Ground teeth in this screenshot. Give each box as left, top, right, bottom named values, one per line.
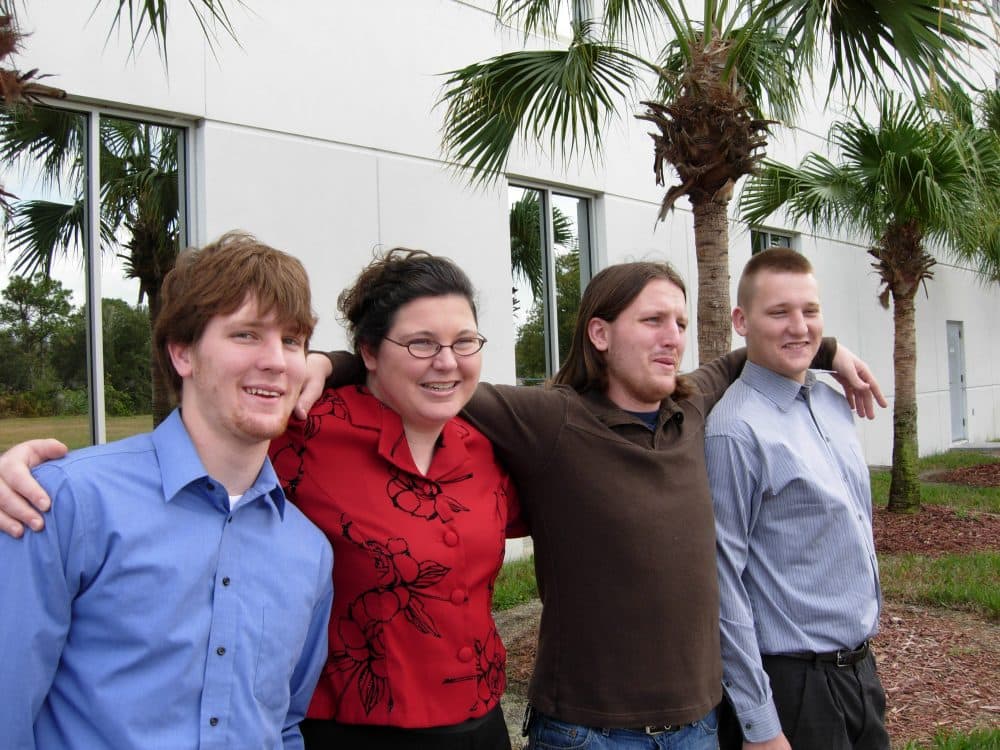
left=246, top=387, right=280, bottom=397
left=422, top=382, right=455, bottom=392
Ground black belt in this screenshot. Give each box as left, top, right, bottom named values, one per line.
left=629, top=724, right=684, bottom=735
left=776, top=640, right=871, bottom=668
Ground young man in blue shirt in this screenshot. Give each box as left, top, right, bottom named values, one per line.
left=706, top=248, right=888, bottom=750
left=0, top=232, right=334, bottom=749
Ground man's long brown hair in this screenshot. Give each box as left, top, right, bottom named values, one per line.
left=553, top=261, right=692, bottom=400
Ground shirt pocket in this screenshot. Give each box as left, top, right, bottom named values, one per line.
left=253, top=605, right=307, bottom=711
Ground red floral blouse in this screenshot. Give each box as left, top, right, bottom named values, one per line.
left=269, top=384, right=523, bottom=728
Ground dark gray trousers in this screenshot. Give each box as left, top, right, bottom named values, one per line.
left=719, top=650, right=890, bottom=750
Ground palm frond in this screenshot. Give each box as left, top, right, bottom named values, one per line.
left=439, top=25, right=643, bottom=183
left=4, top=198, right=85, bottom=275
left=0, top=106, right=85, bottom=190
left=95, top=0, right=243, bottom=61
left=760, top=0, right=988, bottom=100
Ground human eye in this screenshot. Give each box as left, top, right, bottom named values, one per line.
left=232, top=330, right=256, bottom=341
left=677, top=319, right=688, bottom=331
left=283, top=334, right=304, bottom=348
left=407, top=338, right=440, bottom=356
left=452, top=336, right=483, bottom=355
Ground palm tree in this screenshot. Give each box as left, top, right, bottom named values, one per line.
left=739, top=93, right=1000, bottom=512
left=439, top=0, right=988, bottom=364
left=1, top=105, right=182, bottom=425
left=509, top=190, right=573, bottom=305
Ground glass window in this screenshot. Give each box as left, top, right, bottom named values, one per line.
left=0, top=104, right=187, bottom=451
left=509, top=185, right=592, bottom=384
left=751, top=229, right=793, bottom=255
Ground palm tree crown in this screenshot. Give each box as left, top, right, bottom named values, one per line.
left=439, top=0, right=989, bottom=363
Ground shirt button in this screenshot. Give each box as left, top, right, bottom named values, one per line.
left=222, top=577, right=231, bottom=586
left=450, top=589, right=467, bottom=605
left=745, top=722, right=753, bottom=730
left=227, top=516, right=234, bottom=524
left=457, top=646, right=474, bottom=662
left=216, top=646, right=226, bottom=656
left=206, top=481, right=214, bottom=491
left=443, top=529, right=459, bottom=547
left=209, top=717, right=219, bottom=727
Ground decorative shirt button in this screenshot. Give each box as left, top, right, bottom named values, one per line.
left=443, top=529, right=460, bottom=547
left=450, top=589, right=467, bottom=605
left=457, top=646, right=474, bottom=662
left=222, top=577, right=231, bottom=586
left=209, top=717, right=219, bottom=727
left=216, top=646, right=226, bottom=656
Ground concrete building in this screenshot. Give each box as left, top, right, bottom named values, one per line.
left=3, top=0, right=998, bottom=480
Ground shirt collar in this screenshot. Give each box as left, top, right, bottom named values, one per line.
left=151, top=409, right=287, bottom=517
left=740, top=360, right=818, bottom=412
left=579, top=387, right=684, bottom=429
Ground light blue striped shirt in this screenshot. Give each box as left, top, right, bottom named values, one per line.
left=705, top=362, right=881, bottom=743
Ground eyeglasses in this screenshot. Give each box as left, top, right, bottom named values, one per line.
left=383, top=335, right=487, bottom=359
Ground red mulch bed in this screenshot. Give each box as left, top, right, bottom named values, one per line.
left=502, top=458, right=1000, bottom=748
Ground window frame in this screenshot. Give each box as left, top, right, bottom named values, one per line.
left=3, top=98, right=195, bottom=444
left=750, top=228, right=795, bottom=255
left=508, top=180, right=595, bottom=381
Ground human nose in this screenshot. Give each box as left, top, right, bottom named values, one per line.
left=258, top=334, right=288, bottom=371
left=787, top=311, right=808, bottom=335
left=660, top=320, right=683, bottom=347
left=430, top=344, right=459, bottom=368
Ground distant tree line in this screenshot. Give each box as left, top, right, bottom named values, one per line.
left=0, top=273, right=151, bottom=418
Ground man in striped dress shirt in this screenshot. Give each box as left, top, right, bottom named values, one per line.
left=706, top=248, right=888, bottom=750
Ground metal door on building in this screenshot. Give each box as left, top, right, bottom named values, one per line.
left=946, top=321, right=968, bottom=442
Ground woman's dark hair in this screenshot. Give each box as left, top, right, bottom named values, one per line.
left=338, top=248, right=478, bottom=356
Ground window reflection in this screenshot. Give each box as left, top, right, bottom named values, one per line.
left=508, top=185, right=590, bottom=384
left=0, top=106, right=185, bottom=450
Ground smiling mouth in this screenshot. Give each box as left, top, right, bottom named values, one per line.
left=245, top=387, right=281, bottom=398
left=421, top=381, right=458, bottom=392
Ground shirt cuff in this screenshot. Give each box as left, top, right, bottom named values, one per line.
left=736, top=699, right=783, bottom=744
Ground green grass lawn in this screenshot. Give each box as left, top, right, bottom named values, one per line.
left=903, top=728, right=1000, bottom=749
left=870, top=451, right=1000, bottom=514
left=879, top=552, right=1000, bottom=621
left=0, top=415, right=153, bottom=452
left=494, top=555, right=538, bottom=611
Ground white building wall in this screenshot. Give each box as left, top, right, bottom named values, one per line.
left=11, top=0, right=1000, bottom=475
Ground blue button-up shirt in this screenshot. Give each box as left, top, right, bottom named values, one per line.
left=705, top=363, right=881, bottom=743
left=0, top=410, right=333, bottom=750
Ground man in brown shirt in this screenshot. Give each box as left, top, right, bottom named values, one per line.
left=0, top=259, right=883, bottom=750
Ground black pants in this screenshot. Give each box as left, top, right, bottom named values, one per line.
left=719, top=651, right=890, bottom=750
left=300, top=705, right=512, bottom=750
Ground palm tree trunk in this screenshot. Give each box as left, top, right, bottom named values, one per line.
left=147, top=288, right=173, bottom=427
left=690, top=198, right=732, bottom=364
left=887, top=289, right=921, bottom=512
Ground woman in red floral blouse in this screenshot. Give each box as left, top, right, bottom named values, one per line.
left=269, top=249, right=525, bottom=749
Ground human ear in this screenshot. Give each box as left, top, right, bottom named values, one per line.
left=732, top=307, right=749, bottom=338
left=587, top=318, right=610, bottom=352
left=167, top=340, right=193, bottom=378
left=359, top=341, right=378, bottom=372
